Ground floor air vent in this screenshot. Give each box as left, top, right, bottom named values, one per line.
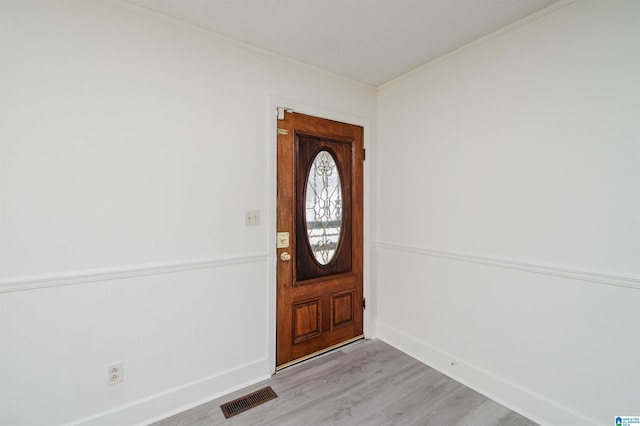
left=220, top=386, right=278, bottom=419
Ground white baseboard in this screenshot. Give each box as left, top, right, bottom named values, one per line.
left=377, top=322, right=597, bottom=426
left=68, top=358, right=270, bottom=426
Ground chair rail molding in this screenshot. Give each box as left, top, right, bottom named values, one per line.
left=374, top=242, right=640, bottom=291
left=0, top=253, right=269, bottom=293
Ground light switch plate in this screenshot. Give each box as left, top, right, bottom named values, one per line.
left=245, top=210, right=260, bottom=226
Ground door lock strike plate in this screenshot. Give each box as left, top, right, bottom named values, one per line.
left=277, top=232, right=290, bottom=248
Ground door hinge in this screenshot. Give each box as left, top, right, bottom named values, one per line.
left=363, top=148, right=366, bottom=161
left=277, top=128, right=289, bottom=135
left=362, top=297, right=366, bottom=310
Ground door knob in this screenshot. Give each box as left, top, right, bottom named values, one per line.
left=280, top=252, right=291, bottom=262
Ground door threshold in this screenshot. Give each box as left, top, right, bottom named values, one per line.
left=276, top=335, right=364, bottom=371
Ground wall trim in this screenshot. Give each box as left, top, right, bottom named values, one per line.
left=377, top=322, right=597, bottom=426
left=374, top=242, right=640, bottom=291
left=0, top=253, right=268, bottom=294
left=122, top=1, right=375, bottom=90
left=67, top=358, right=270, bottom=426
left=378, top=0, right=577, bottom=89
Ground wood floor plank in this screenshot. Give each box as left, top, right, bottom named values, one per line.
left=410, top=386, right=488, bottom=426
left=151, top=339, right=539, bottom=426
left=453, top=398, right=515, bottom=426
left=380, top=375, right=464, bottom=424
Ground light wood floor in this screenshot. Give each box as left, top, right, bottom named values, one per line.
left=151, top=339, right=538, bottom=426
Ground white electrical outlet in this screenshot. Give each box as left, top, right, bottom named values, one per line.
left=107, top=362, right=123, bottom=386
left=245, top=209, right=260, bottom=226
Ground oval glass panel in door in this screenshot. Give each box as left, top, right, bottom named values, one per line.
left=305, top=150, right=343, bottom=265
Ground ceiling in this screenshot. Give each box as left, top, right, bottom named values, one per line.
left=126, top=0, right=560, bottom=86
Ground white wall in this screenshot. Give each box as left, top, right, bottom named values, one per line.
left=5, top=0, right=637, bottom=425
left=0, top=1, right=376, bottom=425
left=376, top=1, right=640, bottom=425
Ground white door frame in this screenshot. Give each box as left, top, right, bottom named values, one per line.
left=267, top=96, right=372, bottom=372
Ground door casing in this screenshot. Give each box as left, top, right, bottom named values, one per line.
left=267, top=97, right=371, bottom=372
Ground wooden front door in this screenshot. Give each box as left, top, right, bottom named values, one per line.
left=276, top=110, right=364, bottom=369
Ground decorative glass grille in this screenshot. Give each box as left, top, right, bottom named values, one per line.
left=305, top=150, right=342, bottom=265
